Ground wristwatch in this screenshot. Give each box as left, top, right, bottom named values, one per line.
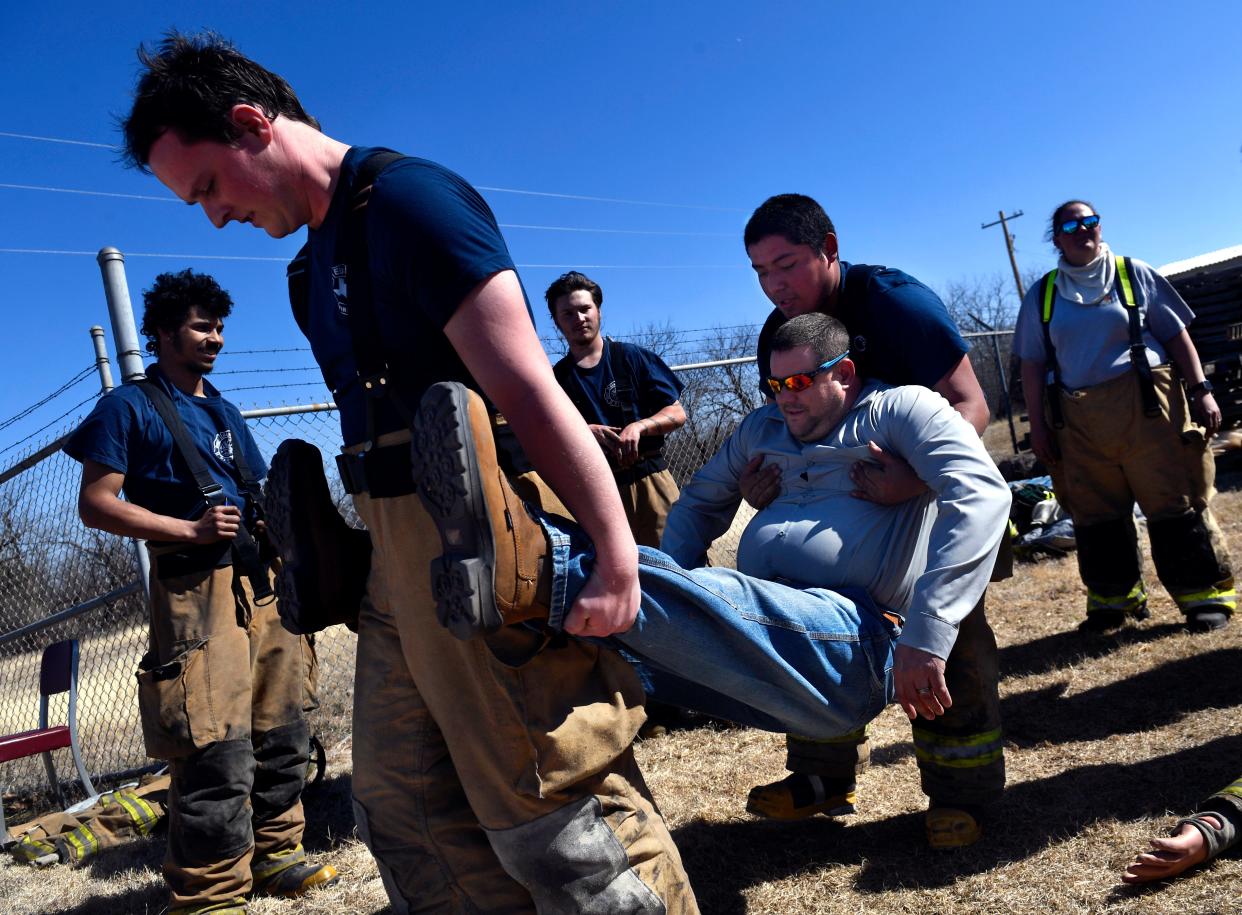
left=1187, top=379, right=1214, bottom=398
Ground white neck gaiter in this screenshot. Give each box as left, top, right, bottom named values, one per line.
left=1054, top=241, right=1115, bottom=305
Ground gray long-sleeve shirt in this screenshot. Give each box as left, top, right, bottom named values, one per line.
left=661, top=382, right=1010, bottom=660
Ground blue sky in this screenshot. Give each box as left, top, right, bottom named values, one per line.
left=2, top=0, right=1240, bottom=456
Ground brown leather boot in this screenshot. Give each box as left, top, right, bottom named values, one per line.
left=411, top=382, right=552, bottom=640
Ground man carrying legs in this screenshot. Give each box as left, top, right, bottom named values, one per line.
left=123, top=31, right=696, bottom=914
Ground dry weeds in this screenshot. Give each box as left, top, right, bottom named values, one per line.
left=4, top=486, right=1240, bottom=914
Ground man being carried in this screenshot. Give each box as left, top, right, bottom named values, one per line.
left=741, top=194, right=1005, bottom=847
left=64, top=270, right=334, bottom=914
left=408, top=314, right=1011, bottom=788
left=123, top=32, right=696, bottom=914
left=546, top=271, right=686, bottom=547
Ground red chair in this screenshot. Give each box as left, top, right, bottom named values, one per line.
left=0, top=640, right=97, bottom=841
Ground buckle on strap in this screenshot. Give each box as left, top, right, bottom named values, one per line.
left=336, top=452, right=370, bottom=496
left=336, top=444, right=417, bottom=499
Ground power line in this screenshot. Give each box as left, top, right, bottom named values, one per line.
left=0, top=182, right=734, bottom=237
left=0, top=183, right=178, bottom=203
left=475, top=186, right=743, bottom=212
left=0, top=249, right=743, bottom=269
left=1, top=129, right=741, bottom=212
left=0, top=131, right=116, bottom=149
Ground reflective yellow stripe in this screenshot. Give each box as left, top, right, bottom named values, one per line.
left=115, top=791, right=159, bottom=836
left=64, top=824, right=99, bottom=862
left=1042, top=270, right=1057, bottom=323
left=1170, top=584, right=1237, bottom=612
left=1086, top=581, right=1147, bottom=613
left=913, top=727, right=1002, bottom=749
left=1216, top=779, right=1242, bottom=801
left=1115, top=255, right=1136, bottom=308
left=912, top=727, right=1004, bottom=768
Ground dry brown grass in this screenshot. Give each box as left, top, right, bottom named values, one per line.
left=4, top=486, right=1240, bottom=914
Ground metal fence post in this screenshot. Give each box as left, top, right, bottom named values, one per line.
left=95, top=247, right=152, bottom=599
left=96, top=248, right=146, bottom=384
left=90, top=325, right=115, bottom=393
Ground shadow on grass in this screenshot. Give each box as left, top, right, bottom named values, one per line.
left=852, top=733, right=1242, bottom=894
left=673, top=734, right=1242, bottom=907
left=999, top=621, right=1188, bottom=679
left=1002, top=647, right=1242, bottom=746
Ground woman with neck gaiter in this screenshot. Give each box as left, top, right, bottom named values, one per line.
left=1013, top=200, right=1233, bottom=634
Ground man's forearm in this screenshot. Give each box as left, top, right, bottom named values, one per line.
left=80, top=493, right=197, bottom=543
left=639, top=402, right=686, bottom=437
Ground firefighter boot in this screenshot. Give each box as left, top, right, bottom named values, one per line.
left=746, top=774, right=857, bottom=820
left=252, top=845, right=339, bottom=898
left=263, top=439, right=371, bottom=633
left=411, top=382, right=553, bottom=640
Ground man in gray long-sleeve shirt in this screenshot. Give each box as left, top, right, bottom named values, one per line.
left=659, top=312, right=1008, bottom=711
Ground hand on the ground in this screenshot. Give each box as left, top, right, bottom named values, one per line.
left=1191, top=392, right=1222, bottom=437
left=563, top=566, right=641, bottom=637
left=618, top=422, right=646, bottom=468
left=1028, top=422, right=1059, bottom=467
left=189, top=505, right=242, bottom=543
left=850, top=442, right=928, bottom=505
left=893, top=645, right=951, bottom=721
left=589, top=424, right=624, bottom=465
left=740, top=456, right=781, bottom=510
left=1122, top=819, right=1212, bottom=884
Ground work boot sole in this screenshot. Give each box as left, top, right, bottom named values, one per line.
left=264, top=440, right=369, bottom=632
left=411, top=382, right=502, bottom=639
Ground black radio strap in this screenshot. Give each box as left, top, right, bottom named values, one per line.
left=134, top=379, right=273, bottom=603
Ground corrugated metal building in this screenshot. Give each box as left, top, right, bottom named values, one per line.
left=1160, top=245, right=1242, bottom=430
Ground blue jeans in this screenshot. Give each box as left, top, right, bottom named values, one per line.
left=540, top=515, right=899, bottom=740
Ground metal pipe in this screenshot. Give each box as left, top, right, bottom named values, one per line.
left=0, top=580, right=143, bottom=648
left=96, top=248, right=146, bottom=384
left=90, top=325, right=114, bottom=393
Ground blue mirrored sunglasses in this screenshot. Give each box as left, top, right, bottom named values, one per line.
left=1057, top=214, right=1101, bottom=236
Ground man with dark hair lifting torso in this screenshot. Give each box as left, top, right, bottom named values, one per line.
left=739, top=194, right=1007, bottom=849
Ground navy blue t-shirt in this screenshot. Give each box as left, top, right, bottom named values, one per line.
left=559, top=340, right=684, bottom=429
left=63, top=366, right=267, bottom=524
left=756, top=261, right=968, bottom=390
left=305, top=147, right=531, bottom=446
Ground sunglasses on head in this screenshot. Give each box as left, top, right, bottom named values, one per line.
left=763, top=351, right=850, bottom=396
left=1057, top=214, right=1100, bottom=236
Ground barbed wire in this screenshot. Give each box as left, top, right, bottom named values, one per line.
left=0, top=391, right=100, bottom=458
left=0, top=366, right=96, bottom=433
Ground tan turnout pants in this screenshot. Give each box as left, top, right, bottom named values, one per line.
left=139, top=561, right=315, bottom=910
left=1048, top=365, right=1233, bottom=617
left=617, top=467, right=680, bottom=549
left=349, top=475, right=698, bottom=914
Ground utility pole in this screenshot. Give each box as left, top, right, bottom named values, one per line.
left=981, top=210, right=1025, bottom=301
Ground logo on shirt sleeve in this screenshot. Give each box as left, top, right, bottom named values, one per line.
left=331, top=264, right=349, bottom=317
